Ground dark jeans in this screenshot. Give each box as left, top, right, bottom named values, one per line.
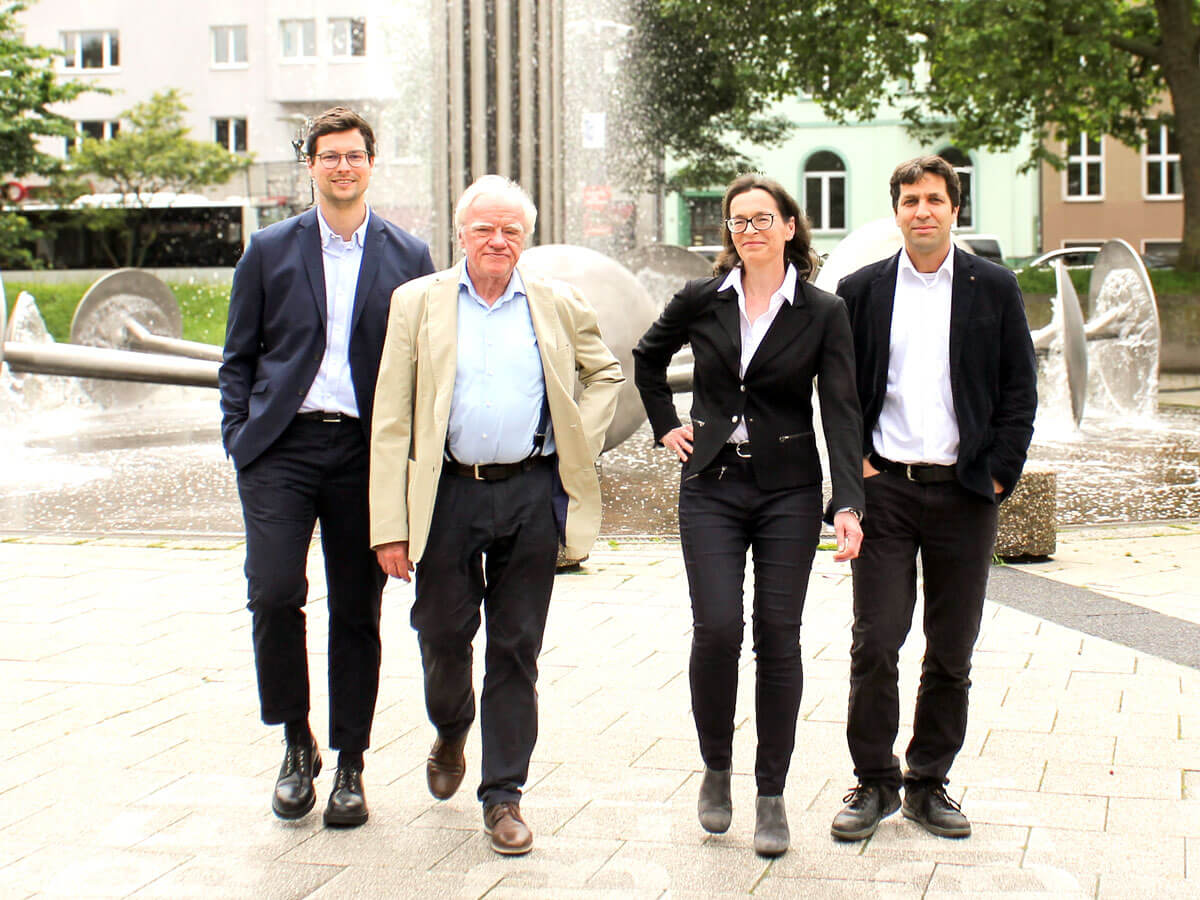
left=679, top=454, right=821, bottom=796
left=412, top=461, right=559, bottom=807
left=236, top=416, right=387, bottom=753
left=848, top=470, right=998, bottom=788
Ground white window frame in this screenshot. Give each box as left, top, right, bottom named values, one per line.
left=328, top=17, right=366, bottom=58
left=802, top=152, right=847, bottom=233
left=280, top=19, right=317, bottom=60
left=60, top=30, right=120, bottom=72
left=213, top=117, right=248, bottom=153
left=211, top=25, right=248, bottom=68
left=1065, top=133, right=1104, bottom=201
left=1143, top=123, right=1182, bottom=201
left=938, top=147, right=974, bottom=230
left=65, top=119, right=119, bottom=155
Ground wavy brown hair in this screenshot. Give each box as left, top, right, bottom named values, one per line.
left=713, top=174, right=818, bottom=281
left=303, top=106, right=376, bottom=159
left=889, top=155, right=962, bottom=211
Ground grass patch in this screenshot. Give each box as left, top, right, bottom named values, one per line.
left=1016, top=266, right=1200, bottom=298
left=4, top=278, right=232, bottom=345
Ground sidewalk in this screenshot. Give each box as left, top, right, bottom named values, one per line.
left=0, top=523, right=1197, bottom=898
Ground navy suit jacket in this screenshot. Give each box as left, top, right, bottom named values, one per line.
left=837, top=247, right=1037, bottom=503
left=219, top=208, right=435, bottom=470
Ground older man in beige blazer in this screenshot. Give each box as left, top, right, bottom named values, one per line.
left=370, top=175, right=623, bottom=855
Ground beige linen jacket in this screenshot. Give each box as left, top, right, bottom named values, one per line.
left=369, top=262, right=624, bottom=562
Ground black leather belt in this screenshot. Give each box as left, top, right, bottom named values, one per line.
left=446, top=454, right=554, bottom=481
left=869, top=451, right=957, bottom=484
left=297, top=410, right=356, bottom=423
left=716, top=442, right=752, bottom=462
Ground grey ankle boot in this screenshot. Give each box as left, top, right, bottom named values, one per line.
left=754, top=795, right=789, bottom=857
left=697, top=767, right=732, bottom=833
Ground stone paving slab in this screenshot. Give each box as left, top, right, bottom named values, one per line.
left=0, top=525, right=1198, bottom=897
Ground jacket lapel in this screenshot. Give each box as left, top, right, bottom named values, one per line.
left=349, top=212, right=384, bottom=335
left=522, top=271, right=570, bottom=404
left=428, top=265, right=461, bottom=402
left=743, top=283, right=813, bottom=378
left=949, top=247, right=975, bottom=373
left=713, top=284, right=743, bottom=379
left=297, top=208, right=327, bottom=327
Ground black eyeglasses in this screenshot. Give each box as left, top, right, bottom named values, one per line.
left=312, top=150, right=370, bottom=169
left=726, top=213, right=775, bottom=233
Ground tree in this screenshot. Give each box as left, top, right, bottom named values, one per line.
left=641, top=0, right=1200, bottom=270
left=0, top=0, right=92, bottom=267
left=68, top=89, right=252, bottom=267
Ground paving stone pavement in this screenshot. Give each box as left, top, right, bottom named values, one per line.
left=1, top=522, right=1198, bottom=898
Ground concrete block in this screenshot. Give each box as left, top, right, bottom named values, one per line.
left=996, top=466, right=1056, bottom=559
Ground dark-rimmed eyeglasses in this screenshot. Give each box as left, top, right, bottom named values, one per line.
left=726, top=213, right=775, bottom=233
left=312, top=150, right=370, bottom=169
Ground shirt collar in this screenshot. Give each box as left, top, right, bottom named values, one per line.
left=898, top=245, right=954, bottom=285
left=316, top=205, right=370, bottom=249
left=459, top=262, right=526, bottom=309
left=718, top=262, right=799, bottom=305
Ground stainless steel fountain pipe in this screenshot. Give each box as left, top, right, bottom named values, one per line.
left=122, top=318, right=224, bottom=362
left=2, top=339, right=219, bottom=387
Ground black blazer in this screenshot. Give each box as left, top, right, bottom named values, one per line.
left=837, top=247, right=1037, bottom=503
left=633, top=272, right=865, bottom=518
left=219, top=208, right=435, bottom=470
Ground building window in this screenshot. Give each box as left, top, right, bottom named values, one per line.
left=939, top=146, right=973, bottom=228
left=65, top=119, right=119, bottom=155
left=1066, top=133, right=1103, bottom=199
left=683, top=193, right=724, bottom=247
left=1145, top=123, right=1181, bottom=199
left=1142, top=240, right=1180, bottom=267
left=213, top=118, right=247, bottom=153
left=803, top=151, right=846, bottom=232
left=61, top=30, right=120, bottom=70
left=212, top=25, right=247, bottom=66
left=329, top=17, right=366, bottom=57
left=280, top=19, right=316, bottom=59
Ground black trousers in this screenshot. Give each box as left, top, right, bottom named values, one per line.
left=412, top=461, right=558, bottom=807
left=236, top=416, right=387, bottom=753
left=847, top=470, right=998, bottom=789
left=678, top=453, right=821, bottom=796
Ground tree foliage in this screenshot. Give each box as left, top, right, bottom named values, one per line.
left=639, top=0, right=1200, bottom=269
left=68, top=89, right=253, bottom=267
left=0, top=0, right=92, bottom=267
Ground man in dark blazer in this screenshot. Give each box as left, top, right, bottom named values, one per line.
left=219, top=107, right=434, bottom=827
left=830, top=156, right=1036, bottom=842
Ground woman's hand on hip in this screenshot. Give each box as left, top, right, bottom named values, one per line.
left=661, top=424, right=694, bottom=462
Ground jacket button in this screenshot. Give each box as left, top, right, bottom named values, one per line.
left=730, top=415, right=738, bottom=423
left=739, top=385, right=746, bottom=392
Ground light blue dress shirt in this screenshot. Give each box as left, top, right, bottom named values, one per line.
left=447, top=264, right=554, bottom=464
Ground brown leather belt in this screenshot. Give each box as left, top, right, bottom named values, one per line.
left=869, top=452, right=957, bottom=484
left=446, top=454, right=554, bottom=481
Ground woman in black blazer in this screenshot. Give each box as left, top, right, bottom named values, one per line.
left=633, top=175, right=865, bottom=857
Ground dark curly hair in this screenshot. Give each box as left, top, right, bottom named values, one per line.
left=889, top=155, right=961, bottom=211
left=713, top=174, right=818, bottom=281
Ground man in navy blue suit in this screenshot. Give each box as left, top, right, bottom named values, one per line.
left=219, top=107, right=434, bottom=827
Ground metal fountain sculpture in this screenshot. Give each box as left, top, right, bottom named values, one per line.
left=0, top=229, right=1162, bottom=438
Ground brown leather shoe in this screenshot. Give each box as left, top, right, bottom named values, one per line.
left=483, top=802, right=533, bottom=855
left=426, top=732, right=468, bottom=800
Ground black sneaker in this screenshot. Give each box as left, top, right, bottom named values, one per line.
left=830, top=782, right=900, bottom=841
left=902, top=783, right=971, bottom=838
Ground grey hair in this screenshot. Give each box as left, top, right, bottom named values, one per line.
left=454, top=175, right=538, bottom=234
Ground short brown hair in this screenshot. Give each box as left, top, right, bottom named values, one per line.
left=889, top=155, right=961, bottom=211
left=714, top=174, right=818, bottom=281
left=303, top=107, right=376, bottom=158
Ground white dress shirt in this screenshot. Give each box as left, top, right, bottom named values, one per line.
left=718, top=263, right=798, bottom=443
left=872, top=248, right=959, bottom=465
left=300, top=206, right=369, bottom=417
